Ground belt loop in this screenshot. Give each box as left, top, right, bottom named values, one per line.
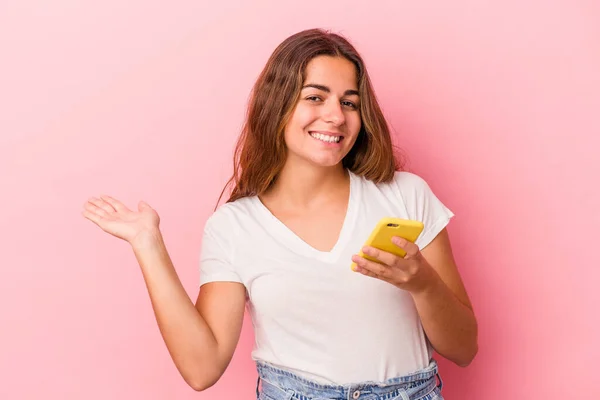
left=436, top=372, right=443, bottom=391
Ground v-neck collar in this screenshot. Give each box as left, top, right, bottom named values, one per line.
left=251, top=170, right=360, bottom=263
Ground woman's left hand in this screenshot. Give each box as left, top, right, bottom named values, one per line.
left=351, top=236, right=439, bottom=294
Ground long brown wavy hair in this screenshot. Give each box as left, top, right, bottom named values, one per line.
left=217, top=28, right=403, bottom=206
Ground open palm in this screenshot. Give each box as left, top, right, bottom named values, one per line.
left=82, top=195, right=160, bottom=244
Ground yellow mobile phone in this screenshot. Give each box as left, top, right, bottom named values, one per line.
left=351, top=217, right=424, bottom=270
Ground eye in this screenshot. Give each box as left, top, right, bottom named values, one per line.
left=342, top=100, right=358, bottom=109
left=306, top=95, right=322, bottom=102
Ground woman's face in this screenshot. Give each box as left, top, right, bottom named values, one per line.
left=283, top=55, right=362, bottom=169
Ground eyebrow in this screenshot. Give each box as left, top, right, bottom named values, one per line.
left=302, top=83, right=359, bottom=97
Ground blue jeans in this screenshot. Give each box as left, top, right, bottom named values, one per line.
left=256, top=359, right=444, bottom=400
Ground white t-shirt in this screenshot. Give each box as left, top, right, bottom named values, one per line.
left=199, top=170, right=454, bottom=384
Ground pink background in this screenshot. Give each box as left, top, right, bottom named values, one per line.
left=1, top=1, right=599, bottom=399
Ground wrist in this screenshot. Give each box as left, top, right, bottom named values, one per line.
left=409, top=268, right=443, bottom=298
left=130, top=228, right=163, bottom=250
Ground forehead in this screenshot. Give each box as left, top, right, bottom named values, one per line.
left=303, top=56, right=358, bottom=90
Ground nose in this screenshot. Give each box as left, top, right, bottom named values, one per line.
left=322, top=99, right=346, bottom=126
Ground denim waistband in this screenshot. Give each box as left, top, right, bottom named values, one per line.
left=256, top=360, right=442, bottom=400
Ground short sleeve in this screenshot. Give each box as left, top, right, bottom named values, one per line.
left=198, top=224, right=242, bottom=287
left=395, top=172, right=455, bottom=250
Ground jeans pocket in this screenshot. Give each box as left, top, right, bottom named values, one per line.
left=258, top=379, right=295, bottom=400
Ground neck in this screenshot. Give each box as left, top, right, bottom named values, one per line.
left=264, top=160, right=349, bottom=208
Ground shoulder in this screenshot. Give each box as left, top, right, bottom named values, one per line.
left=352, top=169, right=429, bottom=187
left=350, top=169, right=433, bottom=199
left=384, top=170, right=447, bottom=207
left=385, top=171, right=454, bottom=248
left=358, top=170, right=431, bottom=196
left=359, top=169, right=452, bottom=216
left=388, top=170, right=430, bottom=190
left=204, top=196, right=256, bottom=236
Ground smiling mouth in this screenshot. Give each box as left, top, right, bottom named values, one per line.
left=309, top=132, right=343, bottom=143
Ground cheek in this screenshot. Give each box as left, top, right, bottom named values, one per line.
left=290, top=105, right=319, bottom=129
left=348, top=113, right=362, bottom=135
left=284, top=110, right=311, bottom=144
left=354, top=108, right=363, bottom=123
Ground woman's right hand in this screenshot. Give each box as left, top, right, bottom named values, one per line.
left=82, top=195, right=161, bottom=245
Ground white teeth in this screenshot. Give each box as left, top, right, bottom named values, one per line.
left=310, top=132, right=341, bottom=143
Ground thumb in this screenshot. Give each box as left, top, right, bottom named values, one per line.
left=138, top=201, right=151, bottom=212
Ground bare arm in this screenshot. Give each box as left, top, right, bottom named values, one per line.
left=82, top=196, right=246, bottom=391
left=412, top=229, right=478, bottom=366
left=352, top=228, right=478, bottom=367
left=132, top=231, right=246, bottom=390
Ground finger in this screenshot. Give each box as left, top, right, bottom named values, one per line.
left=361, top=246, right=405, bottom=268
left=353, top=264, right=379, bottom=279
left=351, top=254, right=390, bottom=278
left=100, top=195, right=130, bottom=213
left=392, top=237, right=420, bottom=258
left=82, top=209, right=102, bottom=225
left=88, top=197, right=116, bottom=214
left=84, top=200, right=110, bottom=218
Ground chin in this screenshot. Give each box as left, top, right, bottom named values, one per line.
left=308, top=157, right=345, bottom=168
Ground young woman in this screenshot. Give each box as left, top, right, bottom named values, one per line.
left=82, top=28, right=478, bottom=400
